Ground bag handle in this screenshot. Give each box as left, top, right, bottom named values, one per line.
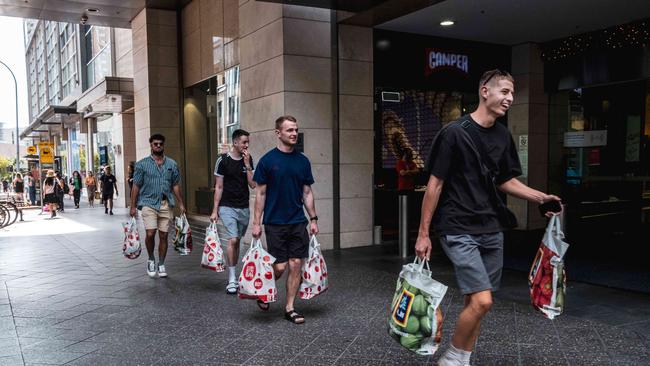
left=550, top=214, right=565, bottom=239
left=412, top=256, right=431, bottom=273
left=309, top=235, right=320, bottom=248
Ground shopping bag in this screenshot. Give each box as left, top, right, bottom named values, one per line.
left=238, top=239, right=277, bottom=303
left=299, top=235, right=329, bottom=299
left=529, top=215, right=569, bottom=319
left=122, top=217, right=142, bottom=259
left=388, top=258, right=447, bottom=356
left=201, top=222, right=225, bottom=272
left=173, top=213, right=193, bottom=256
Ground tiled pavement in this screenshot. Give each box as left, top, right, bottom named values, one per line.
left=0, top=199, right=649, bottom=365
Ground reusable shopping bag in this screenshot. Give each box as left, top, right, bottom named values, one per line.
left=173, top=213, right=193, bottom=256
left=201, top=222, right=225, bottom=272
left=238, top=239, right=277, bottom=303
left=299, top=235, right=329, bottom=299
left=122, top=217, right=142, bottom=259
left=529, top=215, right=569, bottom=319
left=388, top=257, right=447, bottom=356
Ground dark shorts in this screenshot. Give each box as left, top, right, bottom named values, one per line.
left=102, top=192, right=114, bottom=201
left=440, top=232, right=504, bottom=295
left=43, top=193, right=58, bottom=204
left=264, top=222, right=309, bottom=263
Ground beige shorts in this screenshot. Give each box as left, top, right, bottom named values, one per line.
left=141, top=200, right=173, bottom=232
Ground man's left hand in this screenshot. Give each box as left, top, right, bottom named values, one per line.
left=178, top=204, right=186, bottom=214
left=309, top=220, right=319, bottom=235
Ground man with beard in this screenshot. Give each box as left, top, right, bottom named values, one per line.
left=130, top=134, right=186, bottom=278
left=414, top=70, right=562, bottom=366
left=210, top=129, right=256, bottom=294
left=252, top=115, right=318, bottom=324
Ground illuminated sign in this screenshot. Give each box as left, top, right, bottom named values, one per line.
left=425, top=48, right=469, bottom=76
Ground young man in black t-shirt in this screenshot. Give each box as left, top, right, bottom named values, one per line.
left=100, top=166, right=118, bottom=215
left=415, top=70, right=563, bottom=366
left=210, top=129, right=256, bottom=294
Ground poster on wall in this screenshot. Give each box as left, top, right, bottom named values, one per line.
left=381, top=90, right=463, bottom=169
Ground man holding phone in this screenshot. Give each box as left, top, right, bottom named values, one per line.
left=415, top=70, right=562, bottom=366
left=211, top=129, right=256, bottom=294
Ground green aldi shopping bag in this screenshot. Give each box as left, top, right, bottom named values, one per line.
left=388, top=258, right=447, bottom=356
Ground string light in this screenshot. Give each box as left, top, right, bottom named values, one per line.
left=541, top=19, right=649, bottom=61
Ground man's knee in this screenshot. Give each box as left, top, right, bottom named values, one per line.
left=288, top=258, right=302, bottom=272
left=274, top=262, right=288, bottom=277
left=468, top=293, right=493, bottom=315
left=145, top=230, right=157, bottom=239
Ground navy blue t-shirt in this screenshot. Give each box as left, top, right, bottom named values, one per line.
left=253, top=148, right=315, bottom=225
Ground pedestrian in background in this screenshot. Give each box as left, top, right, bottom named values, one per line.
left=85, top=171, right=97, bottom=208
left=100, top=166, right=118, bottom=215
left=42, top=170, right=60, bottom=219
left=210, top=129, right=256, bottom=294
left=27, top=172, right=37, bottom=206
left=130, top=133, right=186, bottom=279
left=396, top=149, right=419, bottom=193
left=415, top=69, right=562, bottom=366
left=55, top=172, right=66, bottom=212
left=12, top=173, right=24, bottom=203
left=252, top=115, right=318, bottom=324
left=70, top=171, right=82, bottom=209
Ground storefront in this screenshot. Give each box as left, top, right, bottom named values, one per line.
left=373, top=29, right=510, bottom=243
left=543, top=21, right=650, bottom=277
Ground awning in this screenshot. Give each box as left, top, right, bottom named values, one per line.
left=76, top=77, right=134, bottom=118
left=19, top=104, right=80, bottom=139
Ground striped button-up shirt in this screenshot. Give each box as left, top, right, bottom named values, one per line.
left=133, top=155, right=181, bottom=210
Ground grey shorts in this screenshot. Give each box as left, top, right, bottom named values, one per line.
left=218, top=206, right=250, bottom=239
left=440, top=232, right=504, bottom=295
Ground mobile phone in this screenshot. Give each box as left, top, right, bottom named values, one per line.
left=539, top=200, right=562, bottom=217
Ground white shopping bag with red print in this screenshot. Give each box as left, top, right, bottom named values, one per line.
left=299, top=235, right=329, bottom=299
left=201, top=222, right=225, bottom=272
left=238, top=239, right=277, bottom=303
left=122, top=217, right=142, bottom=259
left=529, top=215, right=569, bottom=319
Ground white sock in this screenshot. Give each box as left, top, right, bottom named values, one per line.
left=228, top=266, right=236, bottom=283
left=438, top=344, right=471, bottom=366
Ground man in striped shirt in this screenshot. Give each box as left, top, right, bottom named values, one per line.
left=130, top=133, right=186, bottom=278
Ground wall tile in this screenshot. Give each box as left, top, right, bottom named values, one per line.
left=239, top=18, right=283, bottom=70
left=240, top=92, right=285, bottom=133
left=340, top=230, right=372, bottom=248
left=340, top=130, right=373, bottom=164
left=311, top=163, right=332, bottom=199
left=283, top=18, right=330, bottom=58
left=284, top=55, right=331, bottom=93
left=339, top=60, right=372, bottom=96
left=303, top=128, right=332, bottom=164
left=240, top=55, right=284, bottom=102
left=283, top=4, right=330, bottom=21
left=182, top=0, right=200, bottom=36
left=340, top=197, right=372, bottom=233
left=182, top=30, right=202, bottom=87
left=340, top=95, right=372, bottom=130
left=239, top=0, right=282, bottom=38
left=284, top=92, right=332, bottom=129
left=340, top=164, right=373, bottom=199
left=339, top=25, right=372, bottom=62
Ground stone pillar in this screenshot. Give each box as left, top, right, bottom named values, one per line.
left=111, top=113, right=136, bottom=207
left=338, top=24, right=374, bottom=248
left=509, top=43, right=549, bottom=230
left=131, top=8, right=182, bottom=162
left=85, top=118, right=96, bottom=174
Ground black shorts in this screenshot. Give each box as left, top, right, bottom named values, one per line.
left=102, top=192, right=114, bottom=201
left=264, top=222, right=309, bottom=263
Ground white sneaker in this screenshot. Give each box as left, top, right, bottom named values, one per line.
left=147, top=260, right=156, bottom=278
left=158, top=264, right=167, bottom=278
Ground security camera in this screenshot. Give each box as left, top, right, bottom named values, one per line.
left=80, top=15, right=88, bottom=25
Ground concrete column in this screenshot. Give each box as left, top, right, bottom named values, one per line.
left=338, top=24, right=374, bottom=248
left=85, top=118, right=96, bottom=174
left=131, top=8, right=182, bottom=163
left=510, top=43, right=549, bottom=230
left=111, top=113, right=136, bottom=207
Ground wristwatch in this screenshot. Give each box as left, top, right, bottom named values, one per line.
left=309, top=216, right=318, bottom=221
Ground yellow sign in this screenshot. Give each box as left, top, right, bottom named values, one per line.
left=38, top=142, right=55, bottom=164
left=27, top=146, right=37, bottom=155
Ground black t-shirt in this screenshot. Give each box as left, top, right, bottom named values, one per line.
left=100, top=174, right=117, bottom=194
left=426, top=115, right=522, bottom=235
left=214, top=153, right=254, bottom=209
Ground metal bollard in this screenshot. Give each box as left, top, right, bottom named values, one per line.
left=373, top=225, right=382, bottom=245
left=399, top=194, right=408, bottom=258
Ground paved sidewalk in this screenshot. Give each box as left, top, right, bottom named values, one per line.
left=0, top=201, right=649, bottom=365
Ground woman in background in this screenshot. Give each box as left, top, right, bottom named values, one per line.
left=85, top=171, right=97, bottom=208
left=12, top=173, right=25, bottom=202
left=42, top=170, right=60, bottom=218
left=70, top=171, right=83, bottom=209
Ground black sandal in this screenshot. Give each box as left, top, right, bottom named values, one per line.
left=257, top=299, right=270, bottom=311
left=284, top=310, right=305, bottom=324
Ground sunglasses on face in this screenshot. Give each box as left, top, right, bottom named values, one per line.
left=482, top=69, right=509, bottom=86
left=152, top=142, right=164, bottom=146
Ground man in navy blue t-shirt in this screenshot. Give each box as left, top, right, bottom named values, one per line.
left=252, top=115, right=318, bottom=325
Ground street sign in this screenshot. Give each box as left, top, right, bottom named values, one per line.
left=38, top=142, right=54, bottom=164
left=26, top=146, right=37, bottom=155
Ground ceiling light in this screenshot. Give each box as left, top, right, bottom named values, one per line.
left=86, top=8, right=100, bottom=13
left=440, top=20, right=455, bottom=26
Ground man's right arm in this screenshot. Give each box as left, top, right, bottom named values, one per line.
left=252, top=184, right=266, bottom=238
left=210, top=176, right=224, bottom=222
left=415, top=175, right=444, bottom=260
